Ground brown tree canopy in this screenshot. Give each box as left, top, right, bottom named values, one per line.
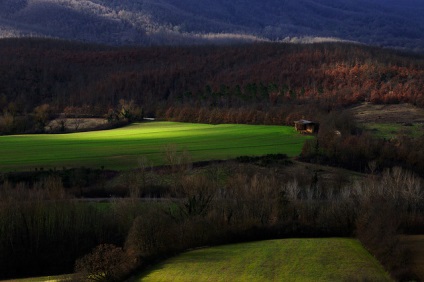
left=1, top=38, right=423, bottom=119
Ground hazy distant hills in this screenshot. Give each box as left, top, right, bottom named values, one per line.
left=1, top=0, right=423, bottom=51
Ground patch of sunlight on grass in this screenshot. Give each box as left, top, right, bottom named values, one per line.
left=136, top=238, right=392, bottom=282
left=0, top=122, right=311, bottom=171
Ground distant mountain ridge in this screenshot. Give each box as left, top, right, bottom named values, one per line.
left=0, top=0, right=423, bottom=51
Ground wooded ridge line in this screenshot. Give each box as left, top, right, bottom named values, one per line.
left=1, top=39, right=423, bottom=135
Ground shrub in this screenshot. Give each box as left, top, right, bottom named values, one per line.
left=354, top=168, right=420, bottom=280
left=75, top=244, right=132, bottom=282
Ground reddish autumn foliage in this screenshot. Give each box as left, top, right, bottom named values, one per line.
left=1, top=39, right=423, bottom=123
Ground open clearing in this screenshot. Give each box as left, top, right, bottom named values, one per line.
left=349, top=103, right=424, bottom=138
left=135, top=238, right=391, bottom=282
left=349, top=103, right=424, bottom=124
left=0, top=122, right=309, bottom=171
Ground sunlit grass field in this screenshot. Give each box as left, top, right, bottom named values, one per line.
left=136, top=238, right=392, bottom=282
left=0, top=122, right=310, bottom=171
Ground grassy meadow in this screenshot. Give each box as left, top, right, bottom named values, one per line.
left=363, top=122, right=424, bottom=139
left=136, top=238, right=391, bottom=282
left=351, top=103, right=424, bottom=138
left=0, top=122, right=309, bottom=171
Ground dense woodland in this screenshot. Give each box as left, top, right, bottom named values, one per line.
left=1, top=39, right=424, bottom=280
left=1, top=38, right=424, bottom=134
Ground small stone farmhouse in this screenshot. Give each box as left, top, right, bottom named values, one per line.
left=294, top=119, right=319, bottom=134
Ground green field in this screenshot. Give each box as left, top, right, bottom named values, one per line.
left=136, top=238, right=391, bottom=281
left=0, top=122, right=310, bottom=171
left=363, top=122, right=424, bottom=139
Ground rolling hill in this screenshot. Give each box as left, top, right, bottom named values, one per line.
left=0, top=0, right=423, bottom=51
left=137, top=238, right=391, bottom=281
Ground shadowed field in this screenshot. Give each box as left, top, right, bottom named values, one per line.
left=401, top=235, right=424, bottom=280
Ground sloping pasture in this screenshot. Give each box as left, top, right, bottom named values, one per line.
left=0, top=122, right=309, bottom=171
left=136, top=238, right=391, bottom=281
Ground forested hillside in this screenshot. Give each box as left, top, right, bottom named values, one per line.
left=0, top=0, right=423, bottom=51
left=1, top=38, right=424, bottom=134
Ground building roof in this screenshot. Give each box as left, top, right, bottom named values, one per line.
left=294, top=119, right=316, bottom=124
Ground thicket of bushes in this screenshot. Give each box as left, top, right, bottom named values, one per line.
left=1, top=156, right=422, bottom=281
left=0, top=177, right=135, bottom=279
left=83, top=164, right=423, bottom=281
left=300, top=111, right=424, bottom=177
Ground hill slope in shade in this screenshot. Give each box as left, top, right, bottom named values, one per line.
left=0, top=0, right=423, bottom=51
